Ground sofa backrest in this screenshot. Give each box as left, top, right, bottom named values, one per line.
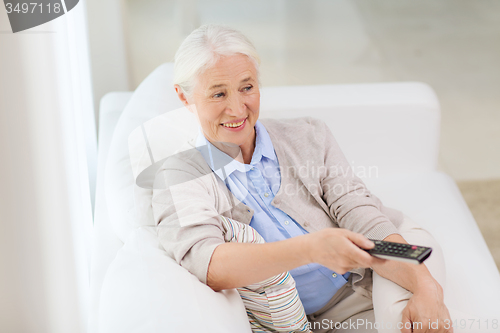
left=260, top=82, right=440, bottom=178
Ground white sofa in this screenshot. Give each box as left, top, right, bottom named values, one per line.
left=89, top=63, right=500, bottom=333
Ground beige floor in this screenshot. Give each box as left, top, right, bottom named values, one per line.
left=457, top=179, right=500, bottom=271
left=124, top=0, right=500, bottom=269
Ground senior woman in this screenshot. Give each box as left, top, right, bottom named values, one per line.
left=152, top=25, right=452, bottom=333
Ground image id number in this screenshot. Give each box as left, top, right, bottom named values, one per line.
left=444, top=318, right=499, bottom=330
left=5, top=2, right=62, bottom=14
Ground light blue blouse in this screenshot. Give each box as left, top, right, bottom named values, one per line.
left=195, top=120, right=350, bottom=315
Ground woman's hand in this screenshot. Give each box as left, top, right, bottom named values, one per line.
left=401, top=279, right=453, bottom=333
left=306, top=228, right=386, bottom=274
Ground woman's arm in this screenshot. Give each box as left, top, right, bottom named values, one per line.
left=372, top=234, right=439, bottom=293
left=371, top=234, right=452, bottom=333
left=207, top=227, right=384, bottom=291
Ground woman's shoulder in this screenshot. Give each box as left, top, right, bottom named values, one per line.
left=259, top=116, right=326, bottom=130
left=259, top=116, right=329, bottom=144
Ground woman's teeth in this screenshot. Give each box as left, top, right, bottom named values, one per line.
left=222, top=119, right=245, bottom=128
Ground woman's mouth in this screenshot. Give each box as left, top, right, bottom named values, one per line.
left=221, top=118, right=247, bottom=131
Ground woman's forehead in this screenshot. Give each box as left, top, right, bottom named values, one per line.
left=205, top=76, right=255, bottom=92
left=198, top=54, right=258, bottom=88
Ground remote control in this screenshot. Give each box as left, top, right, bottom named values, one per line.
left=363, top=240, right=432, bottom=265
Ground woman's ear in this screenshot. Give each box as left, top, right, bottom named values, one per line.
left=174, top=85, right=190, bottom=107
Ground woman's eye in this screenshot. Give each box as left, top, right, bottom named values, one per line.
left=213, top=92, right=225, bottom=98
left=243, top=85, right=253, bottom=92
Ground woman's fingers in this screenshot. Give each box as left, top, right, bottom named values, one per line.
left=310, top=228, right=387, bottom=273
left=343, top=241, right=379, bottom=267
left=400, top=308, right=412, bottom=333
left=345, top=230, right=375, bottom=250
left=334, top=231, right=387, bottom=271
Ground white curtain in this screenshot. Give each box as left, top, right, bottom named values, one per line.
left=0, top=2, right=96, bottom=332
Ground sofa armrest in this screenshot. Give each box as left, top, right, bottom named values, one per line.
left=90, top=92, right=133, bottom=333
left=365, top=171, right=500, bottom=317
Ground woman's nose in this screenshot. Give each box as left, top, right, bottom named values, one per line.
left=226, top=95, right=246, bottom=116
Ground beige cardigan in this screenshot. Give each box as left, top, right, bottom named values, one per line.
left=152, top=117, right=403, bottom=297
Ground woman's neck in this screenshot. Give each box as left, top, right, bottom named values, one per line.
left=240, top=141, right=255, bottom=164
left=211, top=128, right=256, bottom=165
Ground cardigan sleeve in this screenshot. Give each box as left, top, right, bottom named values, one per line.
left=317, top=119, right=401, bottom=240
left=152, top=153, right=225, bottom=285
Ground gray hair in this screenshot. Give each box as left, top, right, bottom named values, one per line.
left=173, top=24, right=261, bottom=97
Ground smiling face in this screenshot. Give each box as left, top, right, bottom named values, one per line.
left=175, top=54, right=260, bottom=161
